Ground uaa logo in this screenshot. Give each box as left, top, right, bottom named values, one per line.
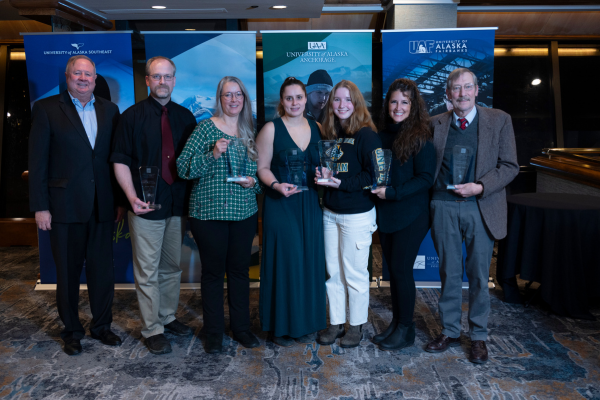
left=409, top=40, right=434, bottom=54
left=308, top=42, right=326, bottom=50
left=71, top=43, right=84, bottom=50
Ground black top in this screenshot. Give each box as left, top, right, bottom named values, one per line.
left=28, top=90, right=121, bottom=223
left=323, top=125, right=382, bottom=215
left=110, top=96, right=197, bottom=220
left=376, top=123, right=436, bottom=233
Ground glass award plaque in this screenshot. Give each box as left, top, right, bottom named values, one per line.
left=139, top=166, right=161, bottom=210
left=447, top=145, right=474, bottom=190
left=369, top=148, right=392, bottom=189
left=225, top=138, right=249, bottom=182
left=317, top=140, right=338, bottom=183
left=285, top=148, right=308, bottom=191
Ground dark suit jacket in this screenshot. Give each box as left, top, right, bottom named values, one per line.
left=29, top=90, right=121, bottom=223
left=431, top=105, right=519, bottom=240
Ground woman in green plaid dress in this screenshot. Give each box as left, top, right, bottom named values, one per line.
left=177, top=76, right=262, bottom=354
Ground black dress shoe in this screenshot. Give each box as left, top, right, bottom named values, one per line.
left=205, top=333, right=223, bottom=354
left=272, top=335, right=295, bottom=347
left=379, top=322, right=415, bottom=351
left=424, top=334, right=461, bottom=353
left=469, top=340, right=489, bottom=364
left=91, top=329, right=122, bottom=346
left=164, top=319, right=194, bottom=336
left=145, top=334, right=172, bottom=355
left=294, top=332, right=316, bottom=344
left=372, top=318, right=397, bottom=344
left=63, top=338, right=82, bottom=356
left=233, top=330, right=260, bottom=348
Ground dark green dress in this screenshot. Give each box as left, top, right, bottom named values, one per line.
left=259, top=117, right=326, bottom=338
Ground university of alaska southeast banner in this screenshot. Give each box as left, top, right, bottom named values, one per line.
left=23, top=32, right=136, bottom=285
left=261, top=30, right=373, bottom=122
left=380, top=28, right=496, bottom=284
left=143, top=31, right=257, bottom=125
left=23, top=31, right=135, bottom=113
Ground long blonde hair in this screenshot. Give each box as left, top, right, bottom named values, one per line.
left=213, top=76, right=258, bottom=161
left=321, top=80, right=376, bottom=140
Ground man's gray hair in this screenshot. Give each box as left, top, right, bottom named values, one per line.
left=65, top=55, right=96, bottom=74
left=145, top=56, right=177, bottom=76
left=446, top=68, right=478, bottom=91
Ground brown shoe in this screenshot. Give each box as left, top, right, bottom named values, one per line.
left=469, top=340, right=488, bottom=364
left=424, top=334, right=461, bottom=353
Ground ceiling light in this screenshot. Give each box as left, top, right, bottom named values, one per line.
left=185, top=29, right=196, bottom=31
left=7, top=112, right=11, bottom=117
left=272, top=5, right=287, bottom=9
left=531, top=79, right=541, bottom=86
left=152, top=6, right=166, bottom=9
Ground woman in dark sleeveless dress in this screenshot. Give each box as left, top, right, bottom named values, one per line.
left=256, top=77, right=327, bottom=347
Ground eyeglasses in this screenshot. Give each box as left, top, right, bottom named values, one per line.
left=451, top=83, right=475, bottom=93
left=148, top=74, right=174, bottom=82
left=221, top=92, right=244, bottom=100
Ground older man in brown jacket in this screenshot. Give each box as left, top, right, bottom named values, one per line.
left=424, top=68, right=518, bottom=363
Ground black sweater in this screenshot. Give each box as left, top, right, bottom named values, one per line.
left=323, top=126, right=382, bottom=214
left=376, top=123, right=436, bottom=233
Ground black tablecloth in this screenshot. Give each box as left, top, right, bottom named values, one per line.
left=497, top=193, right=600, bottom=320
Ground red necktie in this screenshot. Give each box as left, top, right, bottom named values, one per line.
left=161, top=106, right=176, bottom=185
left=458, top=118, right=468, bottom=130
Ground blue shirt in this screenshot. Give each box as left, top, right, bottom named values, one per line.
left=69, top=92, right=98, bottom=149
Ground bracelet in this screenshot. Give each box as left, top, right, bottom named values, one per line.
left=270, top=180, right=279, bottom=189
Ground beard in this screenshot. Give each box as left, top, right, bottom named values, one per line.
left=153, top=85, right=171, bottom=98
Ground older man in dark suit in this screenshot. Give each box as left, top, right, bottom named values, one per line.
left=29, top=55, right=124, bottom=356
left=424, top=68, right=518, bottom=363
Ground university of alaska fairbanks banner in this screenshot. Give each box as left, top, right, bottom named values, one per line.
left=261, top=30, right=373, bottom=122
left=23, top=32, right=135, bottom=285
left=382, top=28, right=496, bottom=117
left=381, top=28, right=496, bottom=285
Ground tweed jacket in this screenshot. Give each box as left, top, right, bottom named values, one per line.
left=431, top=105, right=518, bottom=240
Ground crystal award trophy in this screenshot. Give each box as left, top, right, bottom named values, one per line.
left=225, top=137, right=249, bottom=182
left=317, top=140, right=338, bottom=183
left=447, top=145, right=474, bottom=190
left=369, top=148, right=392, bottom=189
left=139, top=166, right=161, bottom=210
left=285, top=148, right=308, bottom=191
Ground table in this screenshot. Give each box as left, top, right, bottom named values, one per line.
left=497, top=193, right=600, bottom=320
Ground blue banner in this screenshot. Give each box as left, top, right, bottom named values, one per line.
left=24, top=32, right=136, bottom=284
left=144, top=32, right=257, bottom=124
left=381, top=28, right=496, bottom=284
left=23, top=32, right=135, bottom=112
left=382, top=28, right=495, bottom=117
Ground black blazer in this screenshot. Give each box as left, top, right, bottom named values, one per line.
left=29, top=90, right=121, bottom=223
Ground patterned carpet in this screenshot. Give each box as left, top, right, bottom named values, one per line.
left=1, top=246, right=599, bottom=400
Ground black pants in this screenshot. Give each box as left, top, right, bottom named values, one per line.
left=379, top=212, right=429, bottom=325
left=190, top=213, right=257, bottom=334
left=49, top=208, right=114, bottom=341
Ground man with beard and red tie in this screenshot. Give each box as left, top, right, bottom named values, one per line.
left=111, top=56, right=197, bottom=355
left=425, top=68, right=518, bottom=364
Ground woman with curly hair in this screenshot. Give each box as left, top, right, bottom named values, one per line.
left=315, top=80, right=382, bottom=348
left=371, top=78, right=436, bottom=351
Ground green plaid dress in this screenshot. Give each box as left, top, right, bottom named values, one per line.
left=176, top=119, right=261, bottom=221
